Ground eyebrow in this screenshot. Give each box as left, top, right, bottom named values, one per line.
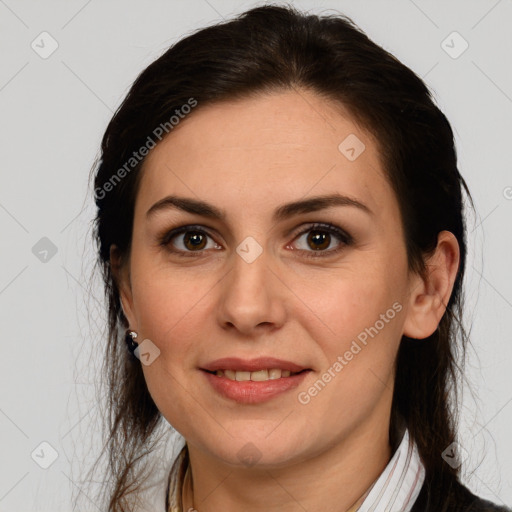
left=146, top=193, right=373, bottom=222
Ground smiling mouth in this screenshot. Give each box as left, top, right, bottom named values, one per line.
left=203, top=368, right=310, bottom=381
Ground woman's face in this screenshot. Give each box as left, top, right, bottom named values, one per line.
left=118, top=88, right=422, bottom=467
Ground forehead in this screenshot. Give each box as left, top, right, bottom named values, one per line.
left=136, top=89, right=394, bottom=222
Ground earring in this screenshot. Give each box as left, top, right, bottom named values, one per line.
left=125, top=329, right=139, bottom=356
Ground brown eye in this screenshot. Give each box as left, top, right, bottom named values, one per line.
left=182, top=231, right=208, bottom=251
left=160, top=225, right=221, bottom=256
left=306, top=230, right=331, bottom=251
left=291, top=223, right=353, bottom=258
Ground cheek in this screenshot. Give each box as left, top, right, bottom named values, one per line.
left=293, top=272, right=404, bottom=430
left=131, top=243, right=197, bottom=323
left=132, top=267, right=217, bottom=434
left=133, top=279, right=203, bottom=352
left=302, top=262, right=404, bottom=348
left=129, top=255, right=225, bottom=375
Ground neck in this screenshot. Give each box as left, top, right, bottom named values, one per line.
left=181, top=409, right=393, bottom=512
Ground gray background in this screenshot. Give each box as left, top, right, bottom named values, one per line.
left=1, top=0, right=511, bottom=510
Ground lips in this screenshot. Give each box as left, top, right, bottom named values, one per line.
left=200, top=357, right=312, bottom=404
left=201, top=356, right=309, bottom=373
left=202, top=368, right=311, bottom=404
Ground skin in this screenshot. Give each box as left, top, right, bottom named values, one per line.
left=112, top=88, right=460, bottom=512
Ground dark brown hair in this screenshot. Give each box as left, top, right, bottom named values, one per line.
left=90, top=4, right=474, bottom=511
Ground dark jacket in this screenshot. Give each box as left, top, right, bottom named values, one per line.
left=410, top=478, right=511, bottom=512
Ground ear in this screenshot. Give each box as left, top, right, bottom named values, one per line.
left=110, top=245, right=137, bottom=329
left=402, top=230, right=460, bottom=340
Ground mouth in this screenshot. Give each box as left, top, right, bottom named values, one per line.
left=202, top=368, right=309, bottom=381
left=199, top=357, right=312, bottom=404
left=200, top=356, right=312, bottom=378
left=201, top=368, right=313, bottom=405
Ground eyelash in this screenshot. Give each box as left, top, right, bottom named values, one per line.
left=158, top=222, right=353, bottom=259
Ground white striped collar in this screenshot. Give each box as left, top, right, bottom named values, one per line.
left=355, top=428, right=426, bottom=512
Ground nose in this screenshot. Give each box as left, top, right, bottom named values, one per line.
left=216, top=246, right=287, bottom=337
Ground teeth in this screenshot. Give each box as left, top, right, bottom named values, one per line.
left=213, top=368, right=296, bottom=381
left=250, top=369, right=268, bottom=381
left=235, top=371, right=251, bottom=381
left=224, top=369, right=236, bottom=380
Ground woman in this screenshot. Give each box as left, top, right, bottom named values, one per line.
left=90, top=4, right=510, bottom=511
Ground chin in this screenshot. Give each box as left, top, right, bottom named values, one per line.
left=198, top=428, right=312, bottom=469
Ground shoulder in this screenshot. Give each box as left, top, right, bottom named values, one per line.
left=410, top=478, right=511, bottom=512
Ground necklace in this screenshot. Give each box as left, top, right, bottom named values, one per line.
left=180, top=460, right=194, bottom=511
